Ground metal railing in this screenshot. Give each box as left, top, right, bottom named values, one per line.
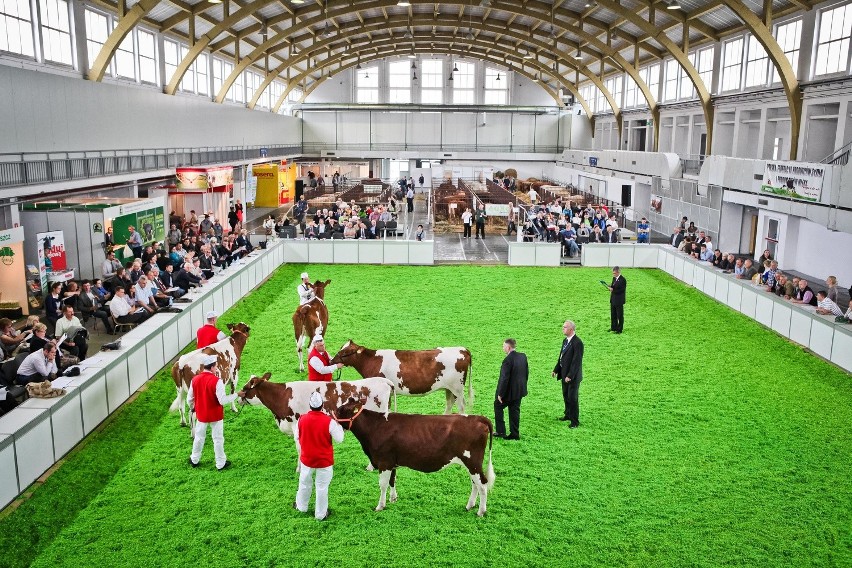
left=301, top=142, right=564, bottom=154
left=820, top=140, right=851, bottom=166
left=0, top=144, right=302, bottom=188
left=680, top=154, right=705, bottom=176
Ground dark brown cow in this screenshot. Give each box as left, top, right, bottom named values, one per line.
left=170, top=322, right=250, bottom=426
left=292, top=280, right=330, bottom=372
left=329, top=340, right=473, bottom=413
left=335, top=398, right=495, bottom=516
left=237, top=373, right=395, bottom=471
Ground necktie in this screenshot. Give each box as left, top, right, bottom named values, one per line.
left=561, top=338, right=569, bottom=354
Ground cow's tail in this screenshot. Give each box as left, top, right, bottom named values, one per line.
left=466, top=350, right=474, bottom=407
left=485, top=418, right=495, bottom=491
left=380, top=376, right=397, bottom=413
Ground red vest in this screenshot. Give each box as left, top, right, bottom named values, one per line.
left=308, top=347, right=332, bottom=382
left=298, top=411, right=334, bottom=468
left=191, top=371, right=223, bottom=423
left=197, top=325, right=221, bottom=349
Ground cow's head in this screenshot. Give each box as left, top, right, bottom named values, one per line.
left=312, top=279, right=331, bottom=300
left=237, top=372, right=272, bottom=404
left=334, top=398, right=363, bottom=431
left=226, top=322, right=251, bottom=336
left=329, top=339, right=365, bottom=366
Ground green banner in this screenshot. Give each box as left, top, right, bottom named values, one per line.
left=112, top=206, right=165, bottom=262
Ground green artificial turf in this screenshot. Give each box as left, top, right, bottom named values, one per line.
left=2, top=264, right=851, bottom=567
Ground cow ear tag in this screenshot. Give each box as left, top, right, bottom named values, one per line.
left=357, top=348, right=363, bottom=354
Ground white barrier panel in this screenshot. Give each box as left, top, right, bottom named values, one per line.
left=633, top=246, right=659, bottom=268
left=609, top=246, right=635, bottom=269
left=284, top=239, right=435, bottom=266
left=739, top=287, right=757, bottom=319
left=79, top=370, right=109, bottom=435
left=105, top=360, right=131, bottom=413
left=580, top=244, right=610, bottom=267
left=22, top=391, right=83, bottom=461
left=771, top=302, right=792, bottom=336
left=383, top=240, right=409, bottom=264
left=702, top=271, right=718, bottom=297
left=713, top=276, right=729, bottom=304
left=789, top=310, right=812, bottom=346
left=0, top=436, right=17, bottom=505
left=309, top=241, right=334, bottom=264
left=831, top=329, right=852, bottom=370
left=0, top=408, right=53, bottom=492
left=810, top=319, right=835, bottom=360
left=358, top=241, right=384, bottom=264
left=408, top=242, right=435, bottom=265
left=508, top=243, right=561, bottom=266
left=755, top=294, right=774, bottom=328
left=507, top=243, right=537, bottom=266
left=333, top=240, right=359, bottom=263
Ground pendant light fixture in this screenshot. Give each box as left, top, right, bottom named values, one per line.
left=453, top=62, right=459, bottom=72
left=449, top=71, right=454, bottom=82
left=412, top=70, right=418, bottom=80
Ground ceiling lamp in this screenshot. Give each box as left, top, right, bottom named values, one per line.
left=573, top=49, right=582, bottom=59
left=448, top=72, right=454, bottom=81
left=479, top=0, right=491, bottom=6
left=208, top=0, right=222, bottom=3
left=534, top=73, right=540, bottom=82
left=404, top=28, right=413, bottom=39
left=397, top=0, right=410, bottom=5
left=322, top=22, right=332, bottom=36
left=292, top=44, right=299, bottom=55
left=259, top=22, right=268, bottom=39
left=407, top=52, right=416, bottom=59
left=411, top=60, right=417, bottom=69
left=584, top=0, right=595, bottom=7
left=356, top=61, right=361, bottom=69
left=523, top=51, right=533, bottom=59
left=496, top=72, right=501, bottom=81
left=292, top=0, right=304, bottom=4
left=412, top=70, right=418, bottom=80
left=365, top=71, right=370, bottom=79
left=453, top=62, right=459, bottom=72
left=666, top=0, right=681, bottom=8
left=466, top=29, right=475, bottom=40
left=550, top=26, right=556, bottom=39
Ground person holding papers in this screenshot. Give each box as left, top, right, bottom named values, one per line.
left=55, top=305, right=88, bottom=360
left=109, top=287, right=148, bottom=326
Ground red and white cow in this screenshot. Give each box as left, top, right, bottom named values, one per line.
left=335, top=398, right=495, bottom=516
left=170, top=322, right=250, bottom=426
left=292, top=280, right=330, bottom=372
left=237, top=372, right=395, bottom=471
left=329, top=340, right=473, bottom=413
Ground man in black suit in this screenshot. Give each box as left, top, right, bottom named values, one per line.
left=670, top=227, right=684, bottom=248
left=608, top=266, right=627, bottom=333
left=553, top=320, right=584, bottom=428
left=494, top=338, right=528, bottom=440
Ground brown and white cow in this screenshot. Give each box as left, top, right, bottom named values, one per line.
left=335, top=398, right=495, bottom=516
left=169, top=322, right=250, bottom=426
left=292, top=280, right=330, bottom=372
left=329, top=340, right=473, bottom=413
left=237, top=373, right=395, bottom=471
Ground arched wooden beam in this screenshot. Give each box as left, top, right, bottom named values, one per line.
left=88, top=0, right=162, bottom=81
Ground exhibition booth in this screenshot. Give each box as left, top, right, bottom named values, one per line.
left=249, top=161, right=296, bottom=207
left=20, top=196, right=167, bottom=279
left=0, top=227, right=30, bottom=318
left=154, top=166, right=234, bottom=228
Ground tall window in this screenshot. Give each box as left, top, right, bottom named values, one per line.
left=744, top=35, right=769, bottom=87
left=421, top=60, right=443, bottom=104
left=84, top=9, right=109, bottom=70
left=453, top=61, right=474, bottom=104
left=595, top=86, right=606, bottom=113
left=1, top=0, right=35, bottom=57
left=679, top=54, right=694, bottom=99
left=603, top=75, right=622, bottom=108
left=388, top=61, right=411, bottom=103
left=114, top=31, right=135, bottom=79
left=579, top=83, right=595, bottom=112
left=624, top=74, right=638, bottom=108
left=484, top=67, right=507, bottom=105
left=646, top=63, right=660, bottom=101
left=774, top=19, right=802, bottom=82
left=163, top=40, right=179, bottom=85
left=137, top=29, right=157, bottom=84
left=39, top=0, right=72, bottom=65
left=212, top=57, right=226, bottom=95
left=356, top=66, right=378, bottom=103
left=814, top=3, right=852, bottom=76
left=663, top=59, right=679, bottom=101
left=269, top=80, right=284, bottom=109
left=288, top=87, right=303, bottom=102
left=231, top=68, right=245, bottom=103
left=196, top=53, right=208, bottom=95
left=695, top=46, right=714, bottom=89
left=245, top=69, right=261, bottom=102
left=721, top=37, right=744, bottom=91
left=179, top=45, right=195, bottom=92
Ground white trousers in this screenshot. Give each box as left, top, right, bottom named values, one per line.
left=190, top=419, right=226, bottom=469
left=296, top=464, right=333, bottom=519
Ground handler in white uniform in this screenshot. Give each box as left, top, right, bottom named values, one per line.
left=297, top=272, right=315, bottom=305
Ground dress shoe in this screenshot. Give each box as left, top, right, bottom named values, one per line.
left=493, top=432, right=507, bottom=438
left=188, top=458, right=199, bottom=468
left=558, top=416, right=570, bottom=421
left=317, top=509, right=332, bottom=521
left=217, top=460, right=232, bottom=471
left=506, top=434, right=520, bottom=440
left=615, top=331, right=622, bottom=334
left=569, top=423, right=580, bottom=429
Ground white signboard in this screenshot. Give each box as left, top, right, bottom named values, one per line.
left=245, top=164, right=258, bottom=204
left=485, top=204, right=510, bottom=217
left=761, top=161, right=825, bottom=202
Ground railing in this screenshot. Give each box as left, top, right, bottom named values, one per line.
left=0, top=144, right=302, bottom=189
left=820, top=140, right=851, bottom=166
left=680, top=154, right=705, bottom=176
left=301, top=142, right=564, bottom=154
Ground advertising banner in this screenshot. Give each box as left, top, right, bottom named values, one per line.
left=246, top=165, right=258, bottom=204
left=207, top=167, right=234, bottom=190
left=176, top=169, right=209, bottom=191
left=112, top=207, right=166, bottom=262
left=761, top=161, right=825, bottom=202
left=485, top=204, right=510, bottom=217
left=253, top=164, right=280, bottom=207
left=36, top=230, right=67, bottom=272
left=651, top=194, right=663, bottom=213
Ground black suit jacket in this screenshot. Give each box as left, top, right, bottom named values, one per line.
left=496, top=350, right=529, bottom=402
left=606, top=231, right=619, bottom=243
left=554, top=336, right=584, bottom=383
left=610, top=275, right=627, bottom=305
left=590, top=232, right=606, bottom=243
left=670, top=233, right=684, bottom=247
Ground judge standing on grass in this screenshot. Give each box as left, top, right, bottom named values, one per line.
left=608, top=266, right=627, bottom=334
left=188, top=354, right=239, bottom=471
left=294, top=391, right=345, bottom=521
left=494, top=338, right=528, bottom=440
left=553, top=320, right=584, bottom=429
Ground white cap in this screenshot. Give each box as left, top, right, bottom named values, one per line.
left=312, top=334, right=324, bottom=344
left=300, top=272, right=309, bottom=279
left=206, top=311, right=217, bottom=320
left=309, top=391, right=323, bottom=409
left=202, top=354, right=218, bottom=366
